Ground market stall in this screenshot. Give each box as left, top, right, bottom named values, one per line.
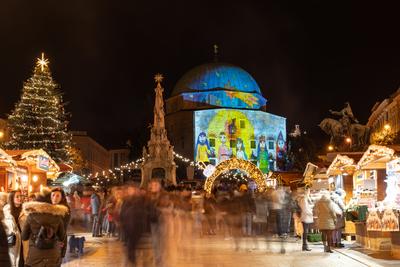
left=347, top=145, right=400, bottom=254
left=5, top=149, right=60, bottom=194
left=0, top=148, right=17, bottom=191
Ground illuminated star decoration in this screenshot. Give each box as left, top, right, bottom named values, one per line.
left=154, top=73, right=164, bottom=83
left=36, top=52, right=49, bottom=72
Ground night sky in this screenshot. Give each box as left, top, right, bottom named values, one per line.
left=1, top=1, right=400, bottom=154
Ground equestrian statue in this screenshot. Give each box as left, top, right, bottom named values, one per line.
left=319, top=102, right=369, bottom=150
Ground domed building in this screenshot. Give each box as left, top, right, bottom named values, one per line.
left=165, top=61, right=287, bottom=173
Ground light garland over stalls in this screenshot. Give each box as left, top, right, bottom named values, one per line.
left=82, top=151, right=205, bottom=186
left=204, top=157, right=267, bottom=194
left=173, top=151, right=205, bottom=169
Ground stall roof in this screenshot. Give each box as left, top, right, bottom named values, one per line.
left=0, top=148, right=17, bottom=168
left=357, top=145, right=397, bottom=170
left=5, top=149, right=60, bottom=174
left=327, top=153, right=363, bottom=176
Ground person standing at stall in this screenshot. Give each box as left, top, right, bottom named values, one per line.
left=3, top=190, right=23, bottom=267
left=314, top=193, right=337, bottom=253
left=0, top=207, right=11, bottom=267
left=298, top=188, right=314, bottom=251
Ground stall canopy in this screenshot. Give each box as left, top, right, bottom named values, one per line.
left=357, top=145, right=396, bottom=170
left=327, top=153, right=363, bottom=176
left=6, top=149, right=60, bottom=179
left=0, top=148, right=17, bottom=170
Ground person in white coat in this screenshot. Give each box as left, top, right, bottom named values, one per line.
left=2, top=190, right=23, bottom=267
left=331, top=190, right=345, bottom=248
left=298, top=188, right=314, bottom=251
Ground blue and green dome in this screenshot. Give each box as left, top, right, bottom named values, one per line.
left=172, top=62, right=262, bottom=96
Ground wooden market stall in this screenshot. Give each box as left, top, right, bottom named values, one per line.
left=326, top=153, right=363, bottom=204
left=0, top=148, right=17, bottom=192
left=5, top=149, right=60, bottom=193
left=351, top=145, right=400, bottom=254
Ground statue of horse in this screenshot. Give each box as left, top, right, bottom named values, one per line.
left=319, top=118, right=343, bottom=144
left=350, top=124, right=370, bottom=146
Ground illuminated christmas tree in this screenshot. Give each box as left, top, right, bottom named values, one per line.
left=6, top=53, right=71, bottom=163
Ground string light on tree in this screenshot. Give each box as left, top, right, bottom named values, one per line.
left=5, top=52, right=71, bottom=163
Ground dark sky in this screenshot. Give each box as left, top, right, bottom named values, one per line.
left=1, top=1, right=400, bottom=153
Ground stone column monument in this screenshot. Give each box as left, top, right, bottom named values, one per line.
left=141, top=74, right=177, bottom=188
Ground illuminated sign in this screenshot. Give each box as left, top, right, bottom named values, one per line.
left=194, top=109, right=286, bottom=173
left=37, top=155, right=50, bottom=171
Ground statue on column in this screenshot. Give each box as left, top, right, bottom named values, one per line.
left=141, top=74, right=177, bottom=188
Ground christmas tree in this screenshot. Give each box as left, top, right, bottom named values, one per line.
left=6, top=53, right=71, bottom=163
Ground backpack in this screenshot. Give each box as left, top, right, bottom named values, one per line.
left=34, top=223, right=57, bottom=249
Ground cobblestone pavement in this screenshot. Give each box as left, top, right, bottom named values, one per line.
left=61, top=233, right=399, bottom=267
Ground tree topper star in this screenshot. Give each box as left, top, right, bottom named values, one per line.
left=154, top=73, right=164, bottom=83
left=36, top=52, right=49, bottom=72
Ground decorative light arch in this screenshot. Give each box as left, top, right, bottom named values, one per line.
left=204, top=158, right=267, bottom=194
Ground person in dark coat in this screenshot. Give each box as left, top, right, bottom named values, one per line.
left=21, top=195, right=67, bottom=267
left=51, top=188, right=71, bottom=259
left=122, top=185, right=146, bottom=263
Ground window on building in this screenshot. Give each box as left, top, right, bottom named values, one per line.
left=240, top=120, right=246, bottom=129
left=114, top=153, right=118, bottom=168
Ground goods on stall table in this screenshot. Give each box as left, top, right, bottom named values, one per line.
left=366, top=210, right=382, bottom=231
left=382, top=209, right=400, bottom=232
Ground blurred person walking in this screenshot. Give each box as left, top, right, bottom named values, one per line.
left=145, top=180, right=163, bottom=266
left=90, top=190, right=101, bottom=237
left=80, top=191, right=91, bottom=231
left=121, top=184, right=146, bottom=263
left=203, top=193, right=217, bottom=235
left=271, top=186, right=286, bottom=237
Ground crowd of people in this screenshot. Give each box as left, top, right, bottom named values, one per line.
left=0, top=179, right=347, bottom=267
left=105, top=180, right=347, bottom=265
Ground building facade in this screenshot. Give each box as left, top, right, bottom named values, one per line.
left=367, top=88, right=400, bottom=138
left=165, top=61, right=287, bottom=173
left=109, top=149, right=130, bottom=169
left=71, top=131, right=111, bottom=175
